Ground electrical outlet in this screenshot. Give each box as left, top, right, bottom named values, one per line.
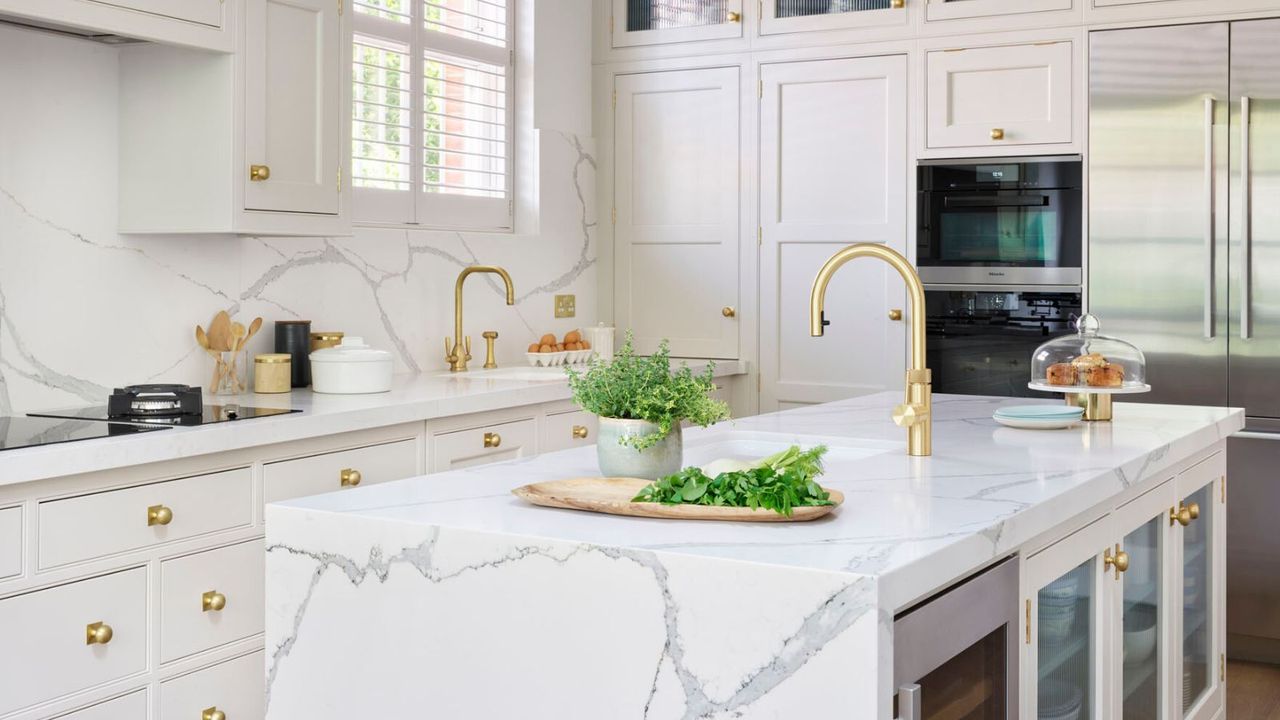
left=554, top=294, right=576, bottom=318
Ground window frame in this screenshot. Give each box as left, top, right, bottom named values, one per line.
left=351, top=0, right=515, bottom=232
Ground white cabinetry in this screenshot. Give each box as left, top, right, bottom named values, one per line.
left=759, top=0, right=909, bottom=36
left=611, top=0, right=744, bottom=47
left=925, top=39, right=1075, bottom=151
left=1085, top=0, right=1280, bottom=23
left=159, top=540, right=266, bottom=663
left=55, top=692, right=148, bottom=720
left=431, top=417, right=538, bottom=472
left=922, top=0, right=1073, bottom=23
left=98, top=0, right=223, bottom=26
left=117, top=0, right=347, bottom=235
left=1023, top=451, right=1225, bottom=719
left=541, top=409, right=597, bottom=454
left=160, top=650, right=265, bottom=720
left=263, top=439, right=420, bottom=503
left=0, top=0, right=230, bottom=50
left=613, top=67, right=741, bottom=359
left=0, top=506, right=20, bottom=580
left=758, top=55, right=908, bottom=411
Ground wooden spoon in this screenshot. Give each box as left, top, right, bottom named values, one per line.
left=243, top=317, right=264, bottom=348
left=195, top=326, right=220, bottom=359
left=230, top=322, right=246, bottom=352
left=208, top=311, right=232, bottom=351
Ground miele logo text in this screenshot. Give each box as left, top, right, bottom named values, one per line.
left=988, top=271, right=1006, bottom=276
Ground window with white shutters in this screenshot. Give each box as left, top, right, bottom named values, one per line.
left=352, top=0, right=514, bottom=230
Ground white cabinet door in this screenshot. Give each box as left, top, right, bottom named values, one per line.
left=758, top=55, right=907, bottom=411
left=611, top=0, right=744, bottom=48
left=431, top=418, right=537, bottom=472
left=57, top=691, right=148, bottom=720
left=160, top=650, right=264, bottom=720
left=0, top=506, right=20, bottom=580
left=541, top=409, right=597, bottom=454
left=926, top=40, right=1074, bottom=149
left=1174, top=453, right=1225, bottom=720
left=614, top=67, right=741, bottom=359
left=244, top=0, right=342, bottom=215
left=760, top=0, right=909, bottom=36
left=263, top=439, right=420, bottom=503
left=160, top=540, right=266, bottom=663
left=924, top=0, right=1071, bottom=22
left=94, top=0, right=223, bottom=26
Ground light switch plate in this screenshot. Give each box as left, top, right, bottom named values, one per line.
left=554, top=294, right=576, bottom=318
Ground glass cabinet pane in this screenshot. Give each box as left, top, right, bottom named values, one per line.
left=776, top=0, right=891, bottom=17
left=1182, top=485, right=1213, bottom=713
left=905, top=627, right=1007, bottom=719
left=1122, top=516, right=1163, bottom=720
left=1038, top=559, right=1093, bottom=720
left=626, top=0, right=730, bottom=32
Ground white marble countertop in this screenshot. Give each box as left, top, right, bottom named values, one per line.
left=274, top=392, right=1243, bottom=610
left=0, top=361, right=746, bottom=488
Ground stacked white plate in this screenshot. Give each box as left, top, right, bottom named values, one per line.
left=993, top=405, right=1085, bottom=430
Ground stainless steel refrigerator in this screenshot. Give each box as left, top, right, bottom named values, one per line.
left=1091, top=20, right=1280, bottom=664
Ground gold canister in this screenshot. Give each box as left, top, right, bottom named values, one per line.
left=310, top=331, right=344, bottom=352
left=253, top=353, right=292, bottom=394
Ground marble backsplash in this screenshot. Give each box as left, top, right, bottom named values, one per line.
left=0, top=23, right=596, bottom=415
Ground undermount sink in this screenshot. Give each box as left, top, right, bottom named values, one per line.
left=683, top=430, right=901, bottom=467
left=457, top=367, right=570, bottom=382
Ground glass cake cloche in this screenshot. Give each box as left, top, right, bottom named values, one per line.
left=1029, top=314, right=1150, bottom=394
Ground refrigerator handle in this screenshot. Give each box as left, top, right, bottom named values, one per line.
left=1242, top=95, right=1253, bottom=341
left=1205, top=97, right=1216, bottom=340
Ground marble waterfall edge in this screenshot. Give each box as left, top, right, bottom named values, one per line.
left=264, top=507, right=881, bottom=720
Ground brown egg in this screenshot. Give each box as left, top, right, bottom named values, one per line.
left=527, top=343, right=540, bottom=353
left=555, top=344, right=565, bottom=352
left=580, top=340, right=591, bottom=350
left=567, top=342, right=581, bottom=351
left=539, top=344, right=555, bottom=353
left=564, top=330, right=582, bottom=345
left=539, top=333, right=557, bottom=346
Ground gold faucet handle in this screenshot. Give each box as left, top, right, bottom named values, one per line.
left=482, top=331, right=498, bottom=369
left=892, top=403, right=930, bottom=428
left=464, top=335, right=472, bottom=361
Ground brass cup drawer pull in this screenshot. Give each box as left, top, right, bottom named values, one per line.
left=85, top=621, right=113, bottom=645
left=340, top=468, right=362, bottom=487
left=203, top=707, right=226, bottom=720
left=249, top=164, right=271, bottom=181
left=572, top=425, right=589, bottom=440
left=202, top=590, right=227, bottom=612
left=147, top=504, right=174, bottom=526
left=483, top=432, right=502, bottom=448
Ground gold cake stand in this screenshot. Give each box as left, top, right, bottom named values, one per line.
left=1026, top=382, right=1153, bottom=421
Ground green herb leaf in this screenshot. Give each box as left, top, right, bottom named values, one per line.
left=630, top=445, right=833, bottom=516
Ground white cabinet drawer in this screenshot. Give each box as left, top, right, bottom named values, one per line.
left=926, top=40, right=1074, bottom=149
left=264, top=439, right=418, bottom=503
left=541, top=410, right=596, bottom=454
left=161, top=650, right=264, bottom=720
left=38, top=468, right=252, bottom=569
left=93, top=0, right=224, bottom=27
left=55, top=691, right=148, bottom=720
left=0, top=568, right=147, bottom=716
left=431, top=418, right=537, bottom=472
left=0, top=505, right=20, bottom=579
left=161, top=540, right=265, bottom=663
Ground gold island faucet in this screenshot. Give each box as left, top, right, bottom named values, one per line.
left=810, top=244, right=932, bottom=457
left=446, top=266, right=515, bottom=372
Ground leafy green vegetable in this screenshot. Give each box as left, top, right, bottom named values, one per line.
left=566, top=331, right=730, bottom=451
left=632, top=445, right=833, bottom=516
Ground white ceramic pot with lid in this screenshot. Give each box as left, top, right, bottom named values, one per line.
left=309, top=336, right=394, bottom=394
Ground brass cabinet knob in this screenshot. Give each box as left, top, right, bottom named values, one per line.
left=202, top=590, right=227, bottom=612
left=85, top=621, right=114, bottom=645
left=1104, top=544, right=1130, bottom=578
left=892, top=403, right=929, bottom=428
left=990, top=128, right=1005, bottom=141
left=722, top=306, right=737, bottom=318
left=1115, top=550, right=1130, bottom=572
left=203, top=707, right=226, bottom=720
left=1187, top=502, right=1201, bottom=520
left=727, top=10, right=741, bottom=21
left=888, top=309, right=903, bottom=321
left=249, top=164, right=271, bottom=181
left=147, top=504, right=173, bottom=526
left=340, top=468, right=362, bottom=487
left=483, top=432, right=502, bottom=448
left=1171, top=504, right=1193, bottom=527
left=572, top=425, right=589, bottom=440
left=891, top=0, right=904, bottom=7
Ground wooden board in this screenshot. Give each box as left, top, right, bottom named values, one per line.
left=511, top=477, right=843, bottom=523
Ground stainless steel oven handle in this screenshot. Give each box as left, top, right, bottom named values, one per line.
left=1242, top=95, right=1253, bottom=341
left=1205, top=97, right=1215, bottom=340
left=896, top=684, right=921, bottom=720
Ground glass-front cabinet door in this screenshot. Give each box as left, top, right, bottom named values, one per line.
left=611, top=0, right=744, bottom=47
left=1175, top=453, right=1226, bottom=720
left=1025, top=517, right=1111, bottom=720
left=760, top=0, right=909, bottom=36
left=1109, top=480, right=1177, bottom=720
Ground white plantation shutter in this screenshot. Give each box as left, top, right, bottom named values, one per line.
left=352, top=0, right=513, bottom=229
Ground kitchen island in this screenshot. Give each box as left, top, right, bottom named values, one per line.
left=265, top=393, right=1242, bottom=719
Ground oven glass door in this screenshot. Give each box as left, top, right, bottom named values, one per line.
left=918, top=189, right=1082, bottom=270
left=926, top=288, right=1082, bottom=398
left=895, top=627, right=1008, bottom=719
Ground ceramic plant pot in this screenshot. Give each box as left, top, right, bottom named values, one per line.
left=596, top=417, right=682, bottom=480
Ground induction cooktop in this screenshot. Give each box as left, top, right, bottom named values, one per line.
left=0, top=416, right=169, bottom=452
left=29, top=404, right=301, bottom=427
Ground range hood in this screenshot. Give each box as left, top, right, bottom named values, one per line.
left=0, top=13, right=146, bottom=44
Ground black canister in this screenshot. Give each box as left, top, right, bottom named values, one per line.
left=274, top=320, right=312, bottom=387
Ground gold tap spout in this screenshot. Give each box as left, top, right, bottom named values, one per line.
left=810, top=243, right=932, bottom=456
left=447, top=266, right=515, bottom=372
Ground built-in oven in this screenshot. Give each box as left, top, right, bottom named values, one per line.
left=926, top=286, right=1083, bottom=398
left=918, top=157, right=1082, bottom=287
left=893, top=556, right=1019, bottom=720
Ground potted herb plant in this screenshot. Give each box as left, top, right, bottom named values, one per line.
left=566, top=333, right=730, bottom=479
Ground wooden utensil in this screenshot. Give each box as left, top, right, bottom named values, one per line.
left=195, top=326, right=220, bottom=359
left=230, top=322, right=246, bottom=351
left=208, top=311, right=232, bottom=351
left=243, top=317, right=264, bottom=348
left=512, top=478, right=843, bottom=522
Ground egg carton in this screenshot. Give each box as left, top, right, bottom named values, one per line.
left=527, top=350, right=592, bottom=367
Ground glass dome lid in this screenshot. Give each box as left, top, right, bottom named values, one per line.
left=1030, top=314, right=1149, bottom=393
